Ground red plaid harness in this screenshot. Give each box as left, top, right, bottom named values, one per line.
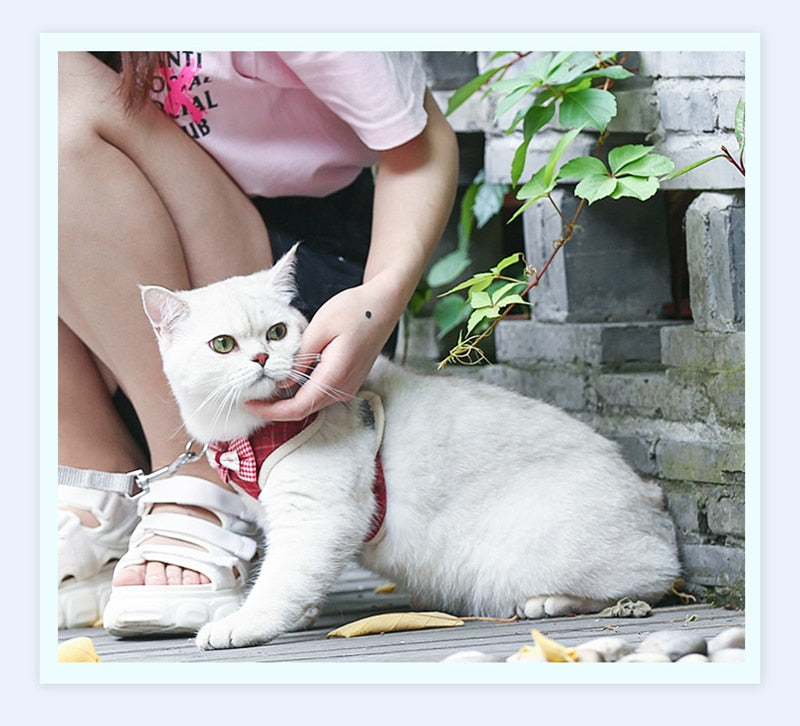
left=207, top=399, right=387, bottom=543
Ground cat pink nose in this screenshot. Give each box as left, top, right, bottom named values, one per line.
left=252, top=353, right=269, bottom=367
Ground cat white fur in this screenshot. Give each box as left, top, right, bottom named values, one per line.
left=141, top=247, right=681, bottom=650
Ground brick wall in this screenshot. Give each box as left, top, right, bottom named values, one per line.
left=414, top=50, right=747, bottom=607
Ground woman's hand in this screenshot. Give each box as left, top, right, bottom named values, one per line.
left=245, top=278, right=397, bottom=421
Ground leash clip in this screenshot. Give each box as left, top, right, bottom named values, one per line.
left=126, top=440, right=208, bottom=499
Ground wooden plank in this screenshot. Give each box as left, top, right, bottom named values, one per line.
left=57, top=564, right=745, bottom=664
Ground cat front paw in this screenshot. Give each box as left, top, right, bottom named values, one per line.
left=196, top=610, right=279, bottom=650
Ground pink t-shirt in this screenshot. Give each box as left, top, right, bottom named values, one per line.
left=154, top=51, right=430, bottom=198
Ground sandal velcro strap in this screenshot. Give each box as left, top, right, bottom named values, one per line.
left=137, top=475, right=256, bottom=521
left=130, top=512, right=258, bottom=561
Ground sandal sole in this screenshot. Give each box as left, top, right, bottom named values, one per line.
left=103, top=584, right=244, bottom=637
left=59, top=563, right=115, bottom=629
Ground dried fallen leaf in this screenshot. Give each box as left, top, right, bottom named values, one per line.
left=58, top=636, right=101, bottom=663
left=373, top=582, right=396, bottom=594
left=327, top=611, right=464, bottom=638
left=531, top=630, right=580, bottom=662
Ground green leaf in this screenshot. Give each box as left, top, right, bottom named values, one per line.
left=610, top=175, right=659, bottom=201
left=494, top=84, right=536, bottom=120
left=490, top=281, right=526, bottom=305
left=469, top=290, right=493, bottom=309
left=439, top=272, right=494, bottom=297
left=446, top=67, right=504, bottom=116
left=543, top=127, right=582, bottom=186
left=581, top=65, right=634, bottom=81
left=433, top=295, right=471, bottom=338
left=467, top=308, right=494, bottom=334
left=427, top=249, right=472, bottom=289
left=516, top=166, right=553, bottom=204
left=491, top=252, right=524, bottom=276
left=559, top=88, right=617, bottom=131
left=615, top=153, right=674, bottom=178
left=608, top=144, right=652, bottom=174
left=510, top=104, right=556, bottom=185
left=558, top=155, right=608, bottom=180
left=523, top=103, right=556, bottom=138
left=574, top=174, right=618, bottom=204
left=734, top=99, right=745, bottom=153
left=457, top=174, right=481, bottom=251
left=473, top=180, right=509, bottom=228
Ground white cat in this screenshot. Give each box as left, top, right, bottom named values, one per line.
left=141, top=246, right=681, bottom=650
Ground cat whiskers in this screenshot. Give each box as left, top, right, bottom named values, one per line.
left=190, top=374, right=244, bottom=434
left=281, top=356, right=351, bottom=404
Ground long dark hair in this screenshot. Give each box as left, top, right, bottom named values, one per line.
left=90, top=51, right=167, bottom=112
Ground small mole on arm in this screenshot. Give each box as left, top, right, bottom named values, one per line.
left=365, top=310, right=372, bottom=319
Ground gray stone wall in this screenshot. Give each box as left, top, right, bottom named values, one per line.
left=415, top=50, right=747, bottom=607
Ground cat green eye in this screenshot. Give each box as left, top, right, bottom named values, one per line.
left=267, top=323, right=287, bottom=341
left=209, top=335, right=237, bottom=354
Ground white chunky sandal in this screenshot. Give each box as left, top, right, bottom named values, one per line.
left=102, top=475, right=262, bottom=637
left=58, top=485, right=139, bottom=629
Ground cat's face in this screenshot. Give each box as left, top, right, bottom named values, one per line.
left=141, top=247, right=308, bottom=443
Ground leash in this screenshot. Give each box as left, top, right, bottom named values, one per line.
left=58, top=440, right=208, bottom=499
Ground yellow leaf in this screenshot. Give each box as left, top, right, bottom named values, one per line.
left=327, top=611, right=464, bottom=638
left=58, top=636, right=101, bottom=663
left=374, top=582, right=397, bottom=594
left=530, top=630, right=579, bottom=662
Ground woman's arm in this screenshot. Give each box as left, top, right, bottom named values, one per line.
left=247, top=89, right=458, bottom=420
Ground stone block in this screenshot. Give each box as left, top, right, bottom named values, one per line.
left=661, top=325, right=744, bottom=370
left=607, top=88, right=659, bottom=134
left=706, top=489, right=745, bottom=538
left=593, top=371, right=709, bottom=422
left=656, top=81, right=718, bottom=132
left=685, top=192, right=745, bottom=332
left=496, top=320, right=667, bottom=367
left=638, top=51, right=745, bottom=79
left=679, top=544, right=745, bottom=587
left=706, top=369, right=746, bottom=425
left=655, top=437, right=745, bottom=484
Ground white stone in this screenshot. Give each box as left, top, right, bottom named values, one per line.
left=707, top=626, right=745, bottom=654
left=577, top=636, right=634, bottom=662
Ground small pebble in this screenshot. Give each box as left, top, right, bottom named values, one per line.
left=618, top=652, right=672, bottom=663
left=707, top=626, right=745, bottom=654
left=442, top=650, right=505, bottom=663
left=575, top=648, right=605, bottom=663
left=577, top=636, right=634, bottom=662
left=710, top=648, right=746, bottom=663
left=637, top=630, right=708, bottom=661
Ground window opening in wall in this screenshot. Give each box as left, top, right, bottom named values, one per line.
left=664, top=190, right=698, bottom=321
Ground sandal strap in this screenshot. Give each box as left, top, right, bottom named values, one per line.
left=137, top=475, right=256, bottom=522
left=130, top=512, right=258, bottom=561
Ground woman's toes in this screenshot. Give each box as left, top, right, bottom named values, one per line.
left=112, top=563, right=146, bottom=586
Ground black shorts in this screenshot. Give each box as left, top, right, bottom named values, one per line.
left=253, top=169, right=374, bottom=321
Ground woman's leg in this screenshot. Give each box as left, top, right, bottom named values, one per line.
left=58, top=52, right=271, bottom=590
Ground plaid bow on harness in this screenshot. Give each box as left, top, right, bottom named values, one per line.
left=207, top=415, right=318, bottom=499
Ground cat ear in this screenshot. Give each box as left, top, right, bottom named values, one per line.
left=140, top=285, right=190, bottom=341
left=267, top=243, right=300, bottom=301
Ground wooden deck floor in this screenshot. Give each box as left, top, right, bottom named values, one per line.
left=55, top=564, right=750, bottom=682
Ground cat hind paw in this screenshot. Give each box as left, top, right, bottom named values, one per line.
left=516, top=595, right=611, bottom=619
